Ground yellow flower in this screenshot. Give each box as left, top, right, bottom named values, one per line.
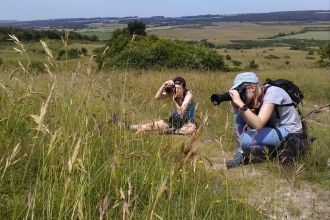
left=176, top=179, right=181, bottom=182
left=207, top=169, right=212, bottom=174
left=179, top=169, right=183, bottom=172
left=222, top=181, right=227, bottom=186
left=259, top=210, right=263, bottom=215
left=23, top=153, right=28, bottom=157
left=198, top=160, right=204, bottom=164
left=216, top=199, right=221, bottom=203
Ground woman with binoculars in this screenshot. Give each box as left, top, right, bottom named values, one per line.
left=131, top=77, right=197, bottom=135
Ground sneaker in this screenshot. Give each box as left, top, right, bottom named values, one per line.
left=226, top=152, right=249, bottom=169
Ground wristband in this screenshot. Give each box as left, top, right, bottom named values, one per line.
left=239, top=104, right=248, bottom=113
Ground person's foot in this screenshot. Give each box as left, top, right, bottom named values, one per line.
left=226, top=151, right=249, bottom=169
left=165, top=127, right=178, bottom=134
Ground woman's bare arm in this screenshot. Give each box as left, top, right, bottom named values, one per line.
left=172, top=92, right=194, bottom=116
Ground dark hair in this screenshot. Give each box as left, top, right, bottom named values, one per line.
left=173, top=77, right=186, bottom=87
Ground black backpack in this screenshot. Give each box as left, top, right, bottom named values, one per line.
left=264, top=78, right=304, bottom=107
left=262, top=78, right=313, bottom=163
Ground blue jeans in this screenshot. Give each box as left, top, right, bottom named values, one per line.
left=233, top=110, right=289, bottom=154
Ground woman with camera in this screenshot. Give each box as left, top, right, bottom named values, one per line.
left=224, top=72, right=303, bottom=169
left=131, top=77, right=197, bottom=135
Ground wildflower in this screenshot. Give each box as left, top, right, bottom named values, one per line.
left=75, top=163, right=79, bottom=167
left=23, top=153, right=28, bottom=157
left=216, top=199, right=221, bottom=203
left=259, top=210, right=263, bottom=215
left=222, top=181, right=227, bottom=186
left=207, top=169, right=212, bottom=174
left=198, top=160, right=204, bottom=164
left=121, top=136, right=124, bottom=138
left=176, top=179, right=181, bottom=182
left=179, top=169, right=183, bottom=172
left=146, top=140, right=149, bottom=144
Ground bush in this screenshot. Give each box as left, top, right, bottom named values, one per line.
left=232, top=60, right=242, bottom=66
left=97, top=33, right=225, bottom=71
left=308, top=51, right=314, bottom=55
left=249, top=59, right=259, bottom=69
left=226, top=55, right=231, bottom=60
left=264, top=54, right=280, bottom=59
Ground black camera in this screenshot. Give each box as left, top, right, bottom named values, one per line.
left=165, top=85, right=176, bottom=94
left=211, top=84, right=246, bottom=106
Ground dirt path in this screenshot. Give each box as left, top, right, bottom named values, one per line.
left=202, top=150, right=330, bottom=219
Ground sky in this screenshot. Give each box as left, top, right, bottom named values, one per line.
left=2, top=0, right=329, bottom=21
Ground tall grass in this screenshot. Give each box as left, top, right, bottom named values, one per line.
left=0, top=37, right=329, bottom=219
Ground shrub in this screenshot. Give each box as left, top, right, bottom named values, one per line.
left=249, top=59, right=259, bottom=69
left=308, top=51, right=314, bottom=55
left=226, top=55, right=231, bottom=60
left=232, top=60, right=242, bottom=66
left=97, top=33, right=225, bottom=71
left=264, top=54, right=280, bottom=59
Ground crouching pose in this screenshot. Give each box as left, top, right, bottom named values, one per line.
left=132, top=77, right=197, bottom=135
left=226, top=72, right=305, bottom=168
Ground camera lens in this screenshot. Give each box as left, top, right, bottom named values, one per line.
left=165, top=85, right=175, bottom=94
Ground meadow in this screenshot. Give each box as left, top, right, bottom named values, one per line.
left=0, top=23, right=329, bottom=219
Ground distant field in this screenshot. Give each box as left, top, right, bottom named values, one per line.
left=46, top=21, right=329, bottom=43
left=147, top=22, right=329, bottom=45
left=217, top=46, right=319, bottom=70
left=1, top=21, right=326, bottom=71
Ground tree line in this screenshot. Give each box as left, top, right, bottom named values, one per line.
left=0, top=26, right=99, bottom=42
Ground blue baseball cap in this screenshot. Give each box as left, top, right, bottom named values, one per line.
left=230, top=72, right=259, bottom=89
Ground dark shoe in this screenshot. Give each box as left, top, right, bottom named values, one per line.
left=165, top=127, right=178, bottom=134
left=226, top=152, right=249, bottom=169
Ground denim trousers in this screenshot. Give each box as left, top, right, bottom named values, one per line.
left=233, top=110, right=289, bottom=154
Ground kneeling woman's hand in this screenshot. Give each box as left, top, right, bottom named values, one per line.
left=229, top=89, right=244, bottom=111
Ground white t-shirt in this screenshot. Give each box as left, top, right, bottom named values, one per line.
left=263, top=85, right=302, bottom=133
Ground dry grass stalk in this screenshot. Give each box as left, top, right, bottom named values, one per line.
left=178, top=112, right=208, bottom=169
left=150, top=179, right=167, bottom=220
left=1, top=143, right=21, bottom=181
left=77, top=196, right=84, bottom=220
left=282, top=162, right=305, bottom=187
left=302, top=103, right=330, bottom=120
left=99, top=195, right=109, bottom=220
left=30, top=83, right=55, bottom=135
left=119, top=178, right=134, bottom=220
left=67, top=137, right=82, bottom=173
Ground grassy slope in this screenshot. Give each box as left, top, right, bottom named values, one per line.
left=0, top=22, right=329, bottom=219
